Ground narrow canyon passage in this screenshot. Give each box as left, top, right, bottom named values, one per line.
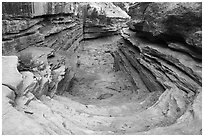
left=2, top=2, right=202, bottom=135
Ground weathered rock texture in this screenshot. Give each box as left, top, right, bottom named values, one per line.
left=2, top=2, right=202, bottom=135
left=115, top=27, right=202, bottom=134
left=127, top=2, right=202, bottom=55
left=2, top=2, right=83, bottom=56
left=83, top=2, right=130, bottom=39
left=2, top=2, right=80, bottom=18
left=113, top=2, right=202, bottom=134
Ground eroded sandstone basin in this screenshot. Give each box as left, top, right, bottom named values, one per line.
left=2, top=2, right=202, bottom=135
left=2, top=34, right=201, bottom=135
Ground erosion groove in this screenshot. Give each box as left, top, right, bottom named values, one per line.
left=2, top=2, right=202, bottom=135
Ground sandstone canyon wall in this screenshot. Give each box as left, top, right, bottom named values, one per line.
left=2, top=2, right=202, bottom=135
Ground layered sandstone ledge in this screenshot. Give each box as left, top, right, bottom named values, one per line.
left=2, top=2, right=202, bottom=135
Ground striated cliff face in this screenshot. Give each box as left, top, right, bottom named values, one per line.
left=2, top=2, right=80, bottom=17
left=2, top=2, right=202, bottom=135
left=2, top=2, right=83, bottom=55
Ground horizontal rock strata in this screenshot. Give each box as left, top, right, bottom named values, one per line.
left=2, top=2, right=202, bottom=135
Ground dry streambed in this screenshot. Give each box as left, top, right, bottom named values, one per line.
left=3, top=34, right=201, bottom=134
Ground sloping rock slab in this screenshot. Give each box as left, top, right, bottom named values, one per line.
left=2, top=56, right=23, bottom=91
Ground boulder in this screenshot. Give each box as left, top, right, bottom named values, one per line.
left=2, top=56, right=23, bottom=91
left=128, top=2, right=202, bottom=49
left=17, top=47, right=67, bottom=98
left=17, top=48, right=51, bottom=97
left=86, top=2, right=130, bottom=19
left=83, top=2, right=130, bottom=39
